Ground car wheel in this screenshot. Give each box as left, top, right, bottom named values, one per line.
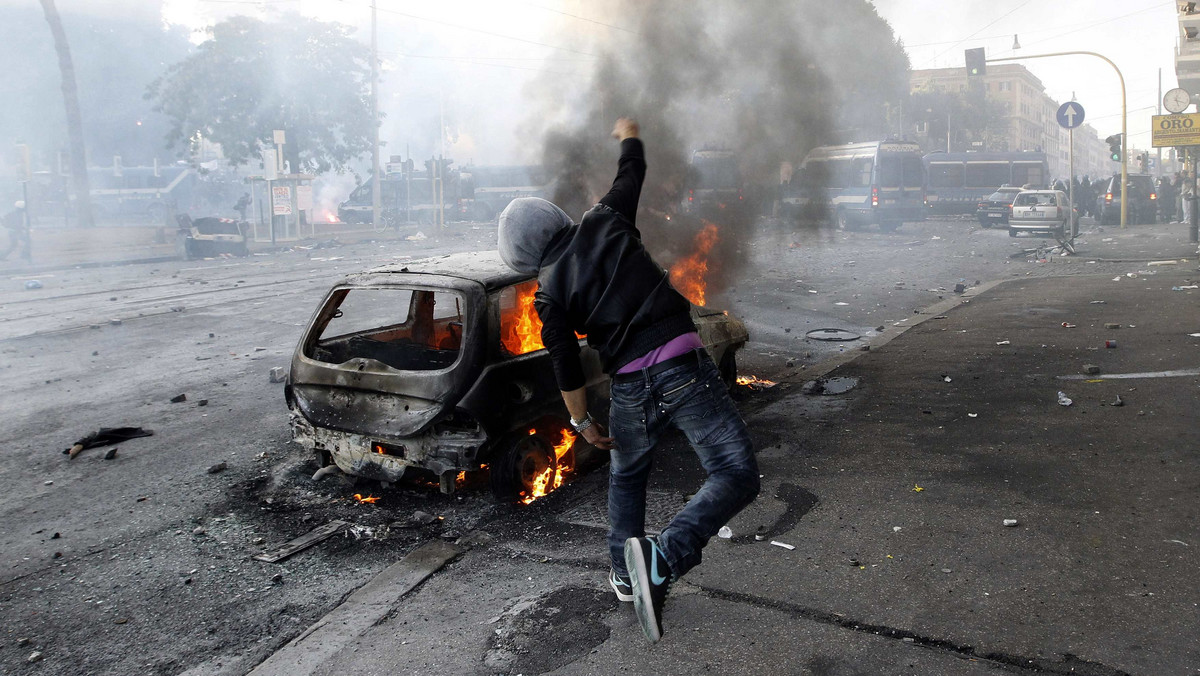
left=835, top=209, right=850, bottom=231
left=879, top=221, right=900, bottom=232
left=718, top=348, right=738, bottom=391
left=1008, top=228, right=1018, bottom=238
left=489, top=431, right=557, bottom=504
left=979, top=219, right=992, bottom=229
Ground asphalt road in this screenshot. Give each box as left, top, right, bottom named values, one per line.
left=0, top=215, right=1192, bottom=674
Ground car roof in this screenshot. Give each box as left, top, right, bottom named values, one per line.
left=357, top=250, right=532, bottom=291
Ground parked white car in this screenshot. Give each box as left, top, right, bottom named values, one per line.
left=1009, top=190, right=1073, bottom=239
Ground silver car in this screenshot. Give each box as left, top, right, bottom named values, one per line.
left=1008, top=190, right=1072, bottom=238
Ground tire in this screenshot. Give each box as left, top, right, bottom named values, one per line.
left=718, top=348, right=738, bottom=391
left=879, top=221, right=900, bottom=233
left=489, top=432, right=557, bottom=504
left=1008, top=228, right=1018, bottom=238
left=979, top=219, right=992, bottom=229
left=835, top=209, right=850, bottom=231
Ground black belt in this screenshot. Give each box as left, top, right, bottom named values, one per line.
left=611, top=348, right=703, bottom=384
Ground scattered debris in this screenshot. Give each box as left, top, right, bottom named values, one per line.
left=253, top=520, right=349, bottom=563
left=913, top=484, right=924, bottom=492
left=942, top=375, right=952, bottom=383
left=406, top=231, right=427, bottom=242
left=1090, top=300, right=1107, bottom=304
left=769, top=540, right=795, bottom=551
left=269, top=367, right=286, bottom=383
left=353, top=493, right=380, bottom=504
left=1105, top=340, right=1118, bottom=349
left=941, top=568, right=952, bottom=574
left=206, top=462, right=227, bottom=474
left=1164, top=539, right=1189, bottom=547
left=717, top=526, right=732, bottom=539
left=1147, top=260, right=1179, bottom=266
left=192, top=527, right=206, bottom=536
left=848, top=558, right=860, bottom=566
left=109, top=318, right=122, bottom=326
left=1104, top=323, right=1121, bottom=330
left=995, top=340, right=1011, bottom=345
left=64, top=427, right=153, bottom=460
left=24, top=280, right=43, bottom=290
left=1083, top=364, right=1101, bottom=375
left=170, top=306, right=185, bottom=312
left=17, top=638, right=30, bottom=647
left=954, top=283, right=965, bottom=293
left=1171, top=285, right=1198, bottom=291
left=755, top=525, right=768, bottom=541
left=1057, top=391, right=1074, bottom=406
left=1003, top=519, right=1019, bottom=527
left=805, top=327, right=860, bottom=342
left=170, top=393, right=187, bottom=403
left=27, top=651, right=43, bottom=663
left=103, top=448, right=118, bottom=460
left=1061, top=322, right=1076, bottom=329
left=1109, top=395, right=1125, bottom=407
left=967, top=413, right=978, bottom=418
left=893, top=526, right=902, bottom=532
left=43, top=480, right=52, bottom=486
left=411, top=510, right=438, bottom=526
left=197, top=399, right=209, bottom=407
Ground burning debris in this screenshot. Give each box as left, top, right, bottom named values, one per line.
left=736, top=375, right=777, bottom=390
left=519, top=427, right=576, bottom=505
left=353, top=493, right=381, bottom=505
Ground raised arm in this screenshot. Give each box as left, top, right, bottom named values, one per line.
left=598, top=118, right=646, bottom=223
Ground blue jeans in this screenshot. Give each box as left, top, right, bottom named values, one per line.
left=607, top=349, right=759, bottom=578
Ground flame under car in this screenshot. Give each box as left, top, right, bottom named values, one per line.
left=286, top=251, right=748, bottom=503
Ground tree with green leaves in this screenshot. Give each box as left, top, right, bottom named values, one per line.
left=147, top=14, right=374, bottom=174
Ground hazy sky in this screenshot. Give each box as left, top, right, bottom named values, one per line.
left=876, top=0, right=1179, bottom=149
left=15, top=0, right=1183, bottom=161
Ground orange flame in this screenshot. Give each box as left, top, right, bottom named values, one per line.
left=500, top=280, right=545, bottom=355
left=736, top=375, right=777, bottom=390
left=669, top=222, right=720, bottom=306
left=520, top=427, right=577, bottom=505
left=353, top=493, right=381, bottom=504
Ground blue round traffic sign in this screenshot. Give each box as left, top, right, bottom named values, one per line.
left=1056, top=102, right=1085, bottom=129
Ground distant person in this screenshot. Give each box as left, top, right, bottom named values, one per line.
left=0, top=200, right=31, bottom=262
left=496, top=118, right=759, bottom=643
left=234, top=192, right=251, bottom=221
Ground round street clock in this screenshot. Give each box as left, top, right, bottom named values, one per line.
left=1164, top=87, right=1192, bottom=114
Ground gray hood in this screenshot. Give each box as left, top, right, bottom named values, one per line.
left=497, top=197, right=572, bottom=274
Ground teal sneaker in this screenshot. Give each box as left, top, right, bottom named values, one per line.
left=609, top=568, right=633, bottom=602
left=623, top=536, right=671, bottom=642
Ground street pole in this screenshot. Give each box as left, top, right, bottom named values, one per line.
left=1069, top=127, right=1076, bottom=238
left=370, top=0, right=381, bottom=231
left=988, top=51, right=1127, bottom=228
left=1157, top=68, right=1163, bottom=177
left=1192, top=148, right=1199, bottom=243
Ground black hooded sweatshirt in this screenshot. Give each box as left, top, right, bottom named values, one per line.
left=534, top=138, right=696, bottom=392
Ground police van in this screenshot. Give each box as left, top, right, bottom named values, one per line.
left=782, top=141, right=928, bottom=231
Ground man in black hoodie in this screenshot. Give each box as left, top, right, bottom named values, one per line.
left=497, top=118, right=759, bottom=643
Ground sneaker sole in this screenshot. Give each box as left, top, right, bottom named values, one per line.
left=624, top=538, right=662, bottom=642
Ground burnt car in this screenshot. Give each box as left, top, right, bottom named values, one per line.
left=176, top=215, right=250, bottom=259
left=975, top=186, right=1022, bottom=227
left=286, top=251, right=748, bottom=503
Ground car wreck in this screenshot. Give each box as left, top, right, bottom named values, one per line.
left=286, top=250, right=748, bottom=503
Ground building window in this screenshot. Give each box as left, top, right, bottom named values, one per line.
left=999, top=81, right=1012, bottom=92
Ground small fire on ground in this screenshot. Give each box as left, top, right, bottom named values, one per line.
left=521, top=427, right=576, bottom=505
left=736, top=375, right=776, bottom=390
left=669, top=222, right=720, bottom=306
left=353, top=493, right=380, bottom=504
left=317, top=209, right=341, bottom=224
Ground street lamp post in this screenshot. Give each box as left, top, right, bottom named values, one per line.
left=987, top=51, right=1128, bottom=228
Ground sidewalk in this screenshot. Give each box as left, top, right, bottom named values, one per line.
left=247, top=232, right=1200, bottom=675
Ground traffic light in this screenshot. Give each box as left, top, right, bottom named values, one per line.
left=1106, top=134, right=1122, bottom=162
left=1139, top=152, right=1149, bottom=172
left=965, top=48, right=986, bottom=77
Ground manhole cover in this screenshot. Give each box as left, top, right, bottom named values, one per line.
left=805, top=328, right=861, bottom=342
left=558, top=490, right=686, bottom=535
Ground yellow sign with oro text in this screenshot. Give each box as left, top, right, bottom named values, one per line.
left=1152, top=113, right=1200, bottom=148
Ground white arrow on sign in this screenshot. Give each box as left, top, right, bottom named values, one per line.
left=1063, top=104, right=1080, bottom=127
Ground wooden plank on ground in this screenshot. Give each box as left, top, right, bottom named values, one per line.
left=252, top=520, right=348, bottom=563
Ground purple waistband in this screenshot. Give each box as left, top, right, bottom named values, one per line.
left=616, top=332, right=704, bottom=374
